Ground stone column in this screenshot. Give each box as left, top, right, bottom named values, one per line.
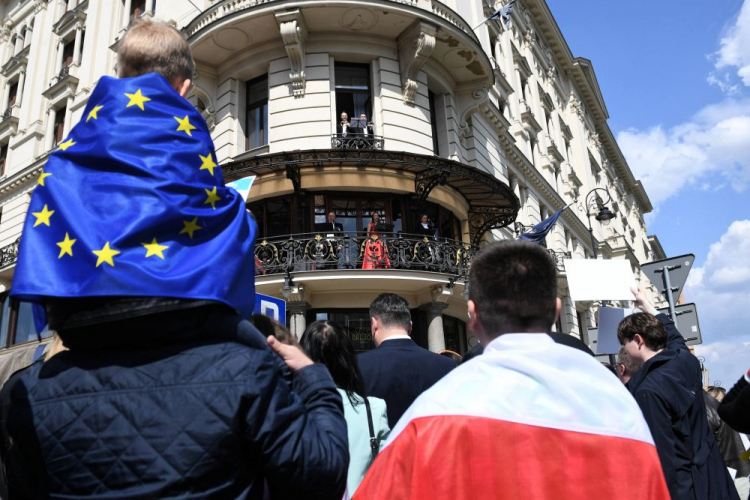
left=1, top=82, right=9, bottom=111
left=16, top=70, right=25, bottom=106
left=420, top=301, right=448, bottom=352
left=73, top=26, right=83, bottom=66
left=287, top=301, right=310, bottom=341
left=55, top=40, right=64, bottom=74
left=45, top=107, right=56, bottom=150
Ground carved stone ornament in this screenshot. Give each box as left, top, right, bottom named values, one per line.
left=546, top=66, right=557, bottom=83
left=397, top=20, right=437, bottom=106
left=457, top=88, right=490, bottom=146
left=568, top=95, right=584, bottom=120
left=276, top=10, right=309, bottom=98
left=34, top=0, right=47, bottom=13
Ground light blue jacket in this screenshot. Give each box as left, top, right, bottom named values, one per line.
left=337, top=388, right=389, bottom=495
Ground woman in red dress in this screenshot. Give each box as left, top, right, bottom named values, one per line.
left=362, top=212, right=391, bottom=269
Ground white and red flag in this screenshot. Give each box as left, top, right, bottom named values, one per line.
left=354, top=334, right=669, bottom=500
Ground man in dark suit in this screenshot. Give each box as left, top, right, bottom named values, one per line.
left=358, top=293, right=455, bottom=427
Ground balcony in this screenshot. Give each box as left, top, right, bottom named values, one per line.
left=0, top=105, right=20, bottom=139
left=186, top=0, right=493, bottom=100
left=255, top=232, right=476, bottom=278
left=330, top=134, right=384, bottom=150
left=0, top=238, right=19, bottom=270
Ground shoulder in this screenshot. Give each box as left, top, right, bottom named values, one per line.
left=367, top=395, right=387, bottom=413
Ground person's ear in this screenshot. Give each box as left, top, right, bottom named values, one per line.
left=617, top=363, right=626, bottom=378
left=408, top=320, right=413, bottom=335
left=633, top=333, right=644, bottom=349
left=175, top=78, right=192, bottom=98
left=553, top=297, right=562, bottom=325
left=467, top=300, right=482, bottom=337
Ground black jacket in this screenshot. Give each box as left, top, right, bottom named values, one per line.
left=627, top=314, right=738, bottom=500
left=719, top=374, right=750, bottom=434
left=705, top=391, right=750, bottom=477
left=358, top=338, right=455, bottom=427
left=2, top=304, right=349, bottom=499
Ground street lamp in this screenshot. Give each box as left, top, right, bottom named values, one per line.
left=583, top=188, right=615, bottom=258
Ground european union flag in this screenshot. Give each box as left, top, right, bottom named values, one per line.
left=519, top=208, right=565, bottom=245
left=11, top=73, right=257, bottom=331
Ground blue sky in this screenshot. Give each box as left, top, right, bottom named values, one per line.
left=547, top=0, right=750, bottom=387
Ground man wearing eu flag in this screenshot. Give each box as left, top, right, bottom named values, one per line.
left=1, top=19, right=348, bottom=499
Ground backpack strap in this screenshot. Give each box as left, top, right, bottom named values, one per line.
left=363, top=396, right=379, bottom=459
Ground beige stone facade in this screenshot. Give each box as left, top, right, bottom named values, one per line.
left=0, top=0, right=666, bottom=357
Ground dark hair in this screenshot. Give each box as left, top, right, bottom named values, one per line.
left=369, top=293, right=411, bottom=331
left=617, top=312, right=667, bottom=351
left=300, top=321, right=365, bottom=406
left=468, top=241, right=558, bottom=336
left=251, top=314, right=299, bottom=347
left=371, top=212, right=379, bottom=221
left=438, top=350, right=462, bottom=366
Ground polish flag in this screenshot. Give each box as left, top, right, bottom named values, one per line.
left=354, top=334, right=669, bottom=500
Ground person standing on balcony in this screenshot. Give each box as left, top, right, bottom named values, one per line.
left=338, top=111, right=350, bottom=137
left=3, top=19, right=348, bottom=500
left=362, top=212, right=390, bottom=269
left=358, top=113, right=374, bottom=137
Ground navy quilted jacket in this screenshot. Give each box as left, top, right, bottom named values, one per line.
left=2, top=306, right=349, bottom=499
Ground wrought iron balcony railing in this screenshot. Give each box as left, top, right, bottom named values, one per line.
left=330, top=134, right=384, bottom=151
left=255, top=232, right=477, bottom=277
left=58, top=65, right=70, bottom=80
left=2, top=107, right=12, bottom=121
left=0, top=238, right=20, bottom=269
left=546, top=249, right=572, bottom=270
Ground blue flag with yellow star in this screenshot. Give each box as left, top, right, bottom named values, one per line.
left=11, top=73, right=257, bottom=331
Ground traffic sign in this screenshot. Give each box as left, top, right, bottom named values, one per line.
left=253, top=293, right=286, bottom=326
left=641, top=254, right=695, bottom=304
left=656, top=302, right=702, bottom=346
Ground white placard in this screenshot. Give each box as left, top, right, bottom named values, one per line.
left=564, top=259, right=636, bottom=302
left=597, top=307, right=636, bottom=355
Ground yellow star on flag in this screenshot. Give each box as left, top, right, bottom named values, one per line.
left=57, top=138, right=75, bottom=151
left=180, top=217, right=202, bottom=239
left=204, top=187, right=221, bottom=210
left=92, top=242, right=120, bottom=268
left=86, top=105, right=103, bottom=123
left=174, top=115, right=197, bottom=137
left=38, top=170, right=52, bottom=187
left=56, top=232, right=76, bottom=258
left=32, top=204, right=55, bottom=227
left=199, top=153, right=217, bottom=176
left=125, top=89, right=151, bottom=111
left=142, top=237, right=169, bottom=259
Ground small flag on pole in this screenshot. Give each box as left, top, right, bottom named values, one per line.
left=518, top=207, right=565, bottom=245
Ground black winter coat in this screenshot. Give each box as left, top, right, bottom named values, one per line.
left=627, top=314, right=738, bottom=500
left=705, top=391, right=750, bottom=477
left=1, top=305, right=349, bottom=499
left=719, top=374, right=750, bottom=434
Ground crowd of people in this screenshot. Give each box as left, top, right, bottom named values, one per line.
left=0, top=17, right=747, bottom=500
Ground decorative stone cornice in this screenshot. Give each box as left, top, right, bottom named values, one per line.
left=568, top=95, right=584, bottom=121
left=397, top=19, right=437, bottom=106
left=276, top=10, right=308, bottom=98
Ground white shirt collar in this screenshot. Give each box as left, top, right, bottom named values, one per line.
left=380, top=334, right=412, bottom=342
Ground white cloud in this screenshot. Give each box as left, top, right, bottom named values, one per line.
left=715, top=0, right=750, bottom=87
left=617, top=101, right=750, bottom=207
left=687, top=220, right=750, bottom=386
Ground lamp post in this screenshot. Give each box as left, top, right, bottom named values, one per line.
left=583, top=188, right=615, bottom=259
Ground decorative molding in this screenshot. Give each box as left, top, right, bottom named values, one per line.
left=397, top=20, right=437, bottom=106
left=34, top=0, right=47, bottom=13
left=458, top=88, right=489, bottom=142
left=276, top=10, right=308, bottom=98
left=568, top=95, right=584, bottom=121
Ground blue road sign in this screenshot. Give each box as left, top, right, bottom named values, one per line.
left=253, top=293, right=287, bottom=326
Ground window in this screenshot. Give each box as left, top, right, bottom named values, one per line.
left=335, top=63, right=372, bottom=123
left=62, top=39, right=74, bottom=69
left=130, top=0, right=147, bottom=19
left=245, top=75, right=268, bottom=150
left=7, top=82, right=18, bottom=109
left=54, top=106, right=67, bottom=145
left=0, top=144, right=7, bottom=176
left=429, top=90, right=439, bottom=155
